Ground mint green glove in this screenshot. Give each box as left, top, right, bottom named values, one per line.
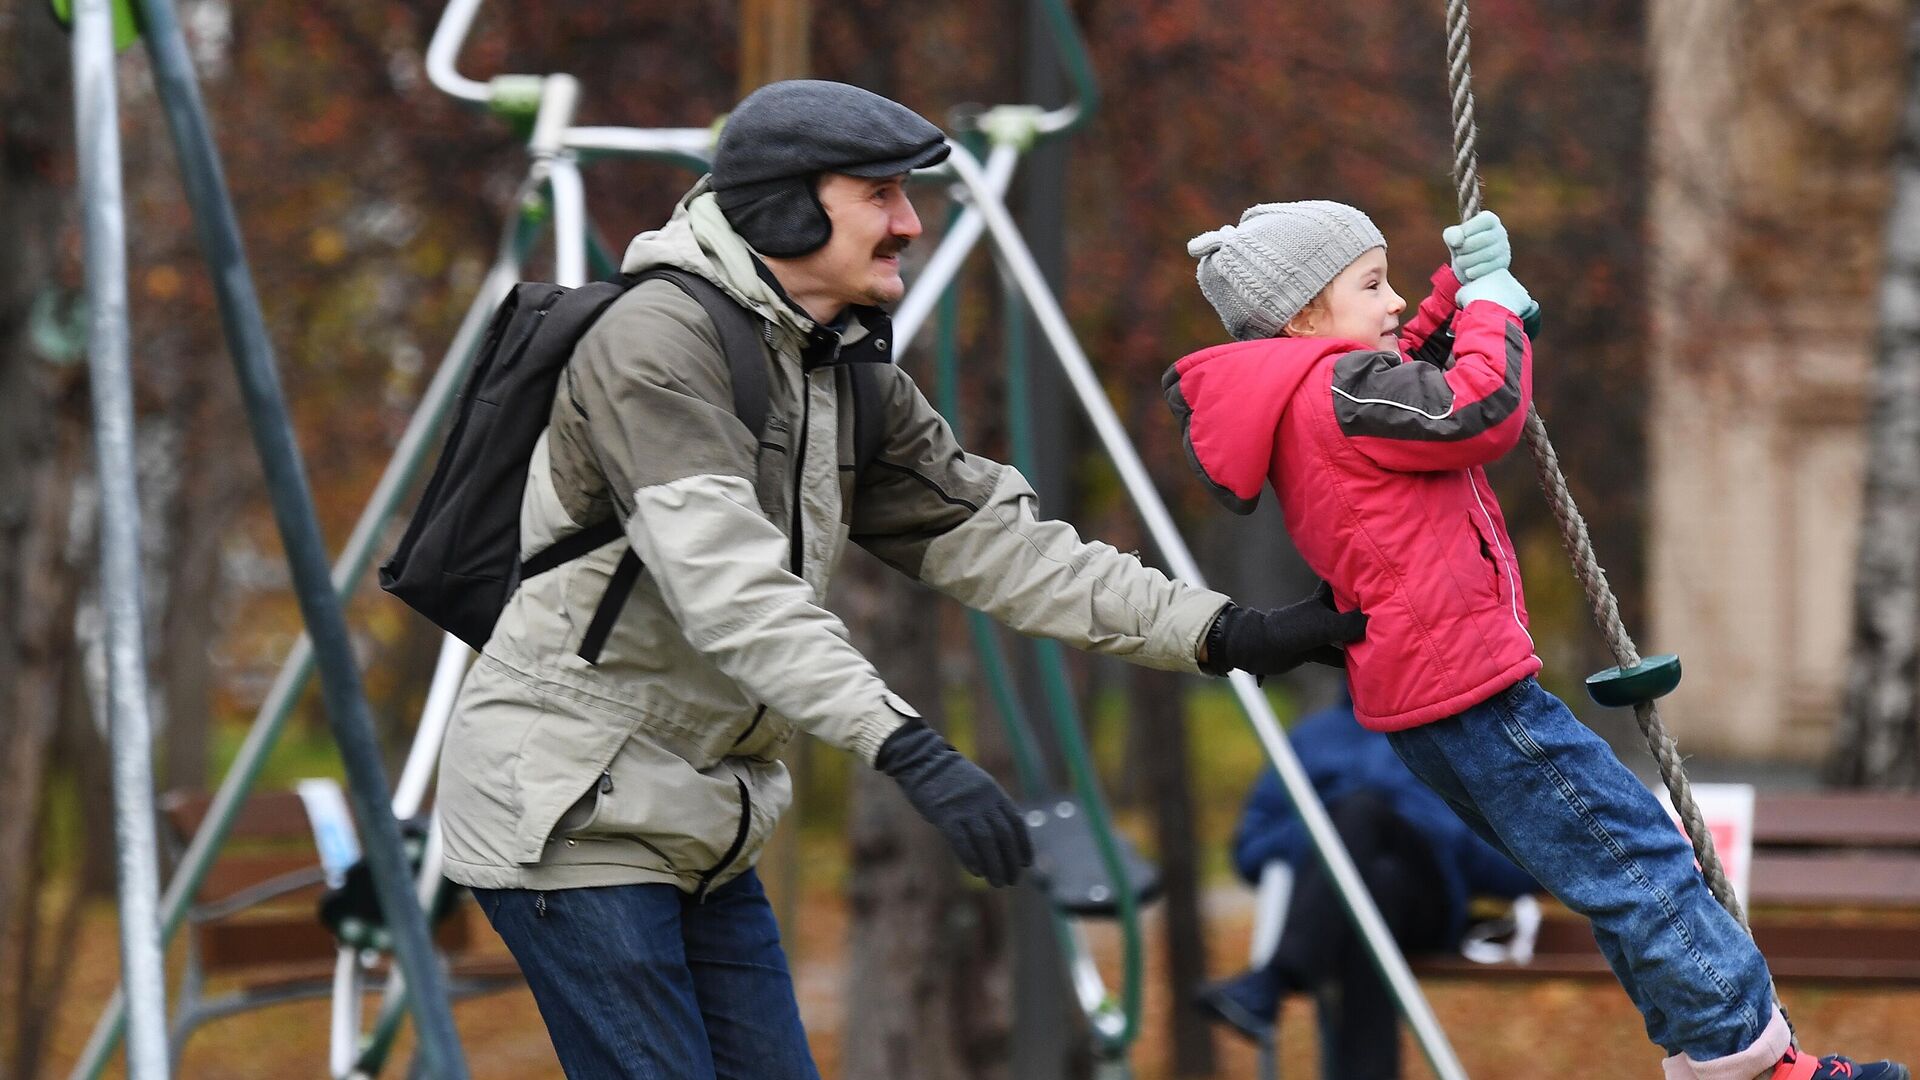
left=1442, top=210, right=1511, bottom=283
left=1454, top=268, right=1534, bottom=318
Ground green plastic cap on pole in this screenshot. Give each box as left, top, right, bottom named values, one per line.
left=49, top=0, right=142, bottom=50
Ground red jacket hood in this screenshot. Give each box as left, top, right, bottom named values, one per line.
left=1161, top=337, right=1353, bottom=516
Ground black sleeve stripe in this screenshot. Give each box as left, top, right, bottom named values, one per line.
left=1406, top=313, right=1456, bottom=369
left=1331, top=324, right=1524, bottom=444
left=848, top=521, right=970, bottom=546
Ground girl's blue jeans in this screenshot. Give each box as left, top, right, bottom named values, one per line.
left=1387, top=677, right=1777, bottom=1061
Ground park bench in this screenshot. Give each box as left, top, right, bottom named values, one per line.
left=158, top=787, right=522, bottom=1059
left=1412, top=791, right=1920, bottom=985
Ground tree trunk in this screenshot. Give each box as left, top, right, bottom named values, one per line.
left=738, top=0, right=811, bottom=97
left=9, top=768, right=92, bottom=1080
left=0, top=7, right=91, bottom=1071
left=159, top=440, right=239, bottom=794
left=1834, top=8, right=1920, bottom=790
left=841, top=557, right=1013, bottom=1080
left=1137, top=666, right=1216, bottom=1077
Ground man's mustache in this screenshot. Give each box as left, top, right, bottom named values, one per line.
left=875, top=237, right=911, bottom=258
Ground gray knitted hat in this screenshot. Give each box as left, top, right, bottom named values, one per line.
left=1188, top=201, right=1387, bottom=341
left=712, top=80, right=949, bottom=258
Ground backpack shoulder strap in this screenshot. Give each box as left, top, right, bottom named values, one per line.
left=627, top=267, right=770, bottom=442
left=519, top=270, right=764, bottom=586
left=552, top=268, right=772, bottom=666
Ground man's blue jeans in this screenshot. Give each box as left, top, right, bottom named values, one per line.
left=1387, top=678, right=1776, bottom=1061
left=472, top=870, right=819, bottom=1080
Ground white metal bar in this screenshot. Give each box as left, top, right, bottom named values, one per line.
left=328, top=949, right=362, bottom=1079
left=392, top=638, right=472, bottom=820
left=942, top=142, right=1471, bottom=1080
left=548, top=155, right=588, bottom=291
left=73, top=0, right=171, bottom=1073
left=1065, top=923, right=1121, bottom=1040
left=528, top=75, right=580, bottom=157
left=424, top=0, right=490, bottom=103
left=892, top=139, right=1022, bottom=352
left=563, top=126, right=717, bottom=160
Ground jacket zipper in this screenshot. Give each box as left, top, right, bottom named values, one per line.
left=694, top=776, right=753, bottom=903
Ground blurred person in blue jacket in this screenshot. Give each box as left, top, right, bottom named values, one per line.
left=1195, top=691, right=1537, bottom=1076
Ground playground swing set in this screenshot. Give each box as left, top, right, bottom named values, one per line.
left=54, top=0, right=1834, bottom=1075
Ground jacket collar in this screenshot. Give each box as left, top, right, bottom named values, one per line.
left=748, top=257, right=894, bottom=369
left=622, top=180, right=898, bottom=371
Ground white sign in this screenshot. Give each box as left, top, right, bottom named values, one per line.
left=1656, top=782, right=1755, bottom=913
left=297, top=777, right=362, bottom=888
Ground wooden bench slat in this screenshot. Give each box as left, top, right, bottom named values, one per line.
left=194, top=851, right=326, bottom=905
left=161, top=789, right=333, bottom=844
left=198, top=906, right=476, bottom=975
left=1751, top=851, right=1920, bottom=908
left=1753, top=794, right=1920, bottom=849
left=1420, top=918, right=1920, bottom=985
left=216, top=951, right=523, bottom=999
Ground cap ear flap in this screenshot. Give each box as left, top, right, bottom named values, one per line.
left=716, top=177, right=832, bottom=258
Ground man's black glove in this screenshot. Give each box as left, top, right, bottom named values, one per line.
left=874, top=721, right=1033, bottom=887
left=1200, top=581, right=1369, bottom=678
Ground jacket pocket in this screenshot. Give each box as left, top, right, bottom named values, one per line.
left=1463, top=506, right=1528, bottom=640
left=1464, top=510, right=1504, bottom=596
left=509, top=692, right=640, bottom=863
left=560, top=734, right=792, bottom=880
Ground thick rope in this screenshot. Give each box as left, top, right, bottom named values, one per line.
left=1441, top=0, right=1788, bottom=1025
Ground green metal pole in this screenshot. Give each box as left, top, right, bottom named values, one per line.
left=132, top=0, right=469, bottom=1065
left=934, top=268, right=1053, bottom=795
left=1029, top=0, right=1100, bottom=138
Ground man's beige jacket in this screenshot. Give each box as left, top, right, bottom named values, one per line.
left=438, top=185, right=1229, bottom=895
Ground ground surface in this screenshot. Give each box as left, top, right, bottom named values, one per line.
left=34, top=885, right=1920, bottom=1079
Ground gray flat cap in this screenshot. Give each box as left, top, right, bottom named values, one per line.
left=713, top=79, right=950, bottom=190
left=711, top=80, right=950, bottom=257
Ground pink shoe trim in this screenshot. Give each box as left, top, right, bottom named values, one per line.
left=1773, top=1051, right=1821, bottom=1080
left=1665, top=1052, right=1701, bottom=1080
left=1686, top=1008, right=1793, bottom=1080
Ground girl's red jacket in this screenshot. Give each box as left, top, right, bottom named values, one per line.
left=1164, top=266, right=1541, bottom=731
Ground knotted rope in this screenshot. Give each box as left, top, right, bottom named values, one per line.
left=1441, top=0, right=1790, bottom=1027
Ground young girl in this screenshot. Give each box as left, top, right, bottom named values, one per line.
left=1163, top=201, right=1907, bottom=1080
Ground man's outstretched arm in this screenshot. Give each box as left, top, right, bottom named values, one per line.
left=851, top=367, right=1365, bottom=674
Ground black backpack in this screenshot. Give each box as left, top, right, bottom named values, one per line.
left=380, top=267, right=886, bottom=655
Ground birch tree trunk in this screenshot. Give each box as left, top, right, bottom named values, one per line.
left=1833, top=9, right=1920, bottom=789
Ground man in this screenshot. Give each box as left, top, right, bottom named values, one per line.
left=436, top=79, right=1366, bottom=1080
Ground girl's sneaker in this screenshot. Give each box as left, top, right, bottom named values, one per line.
left=1770, top=1049, right=1911, bottom=1080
